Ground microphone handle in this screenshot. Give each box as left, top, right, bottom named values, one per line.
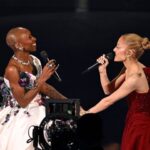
left=82, top=62, right=99, bottom=74
left=87, top=62, right=99, bottom=70
left=53, top=70, right=62, bottom=82
left=47, top=57, right=62, bottom=82
left=81, top=52, right=114, bottom=75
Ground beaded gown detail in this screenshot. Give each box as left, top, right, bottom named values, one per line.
left=121, top=67, right=150, bottom=150
left=0, top=55, right=45, bottom=150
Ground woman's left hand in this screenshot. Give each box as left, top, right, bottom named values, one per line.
left=80, top=106, right=88, bottom=116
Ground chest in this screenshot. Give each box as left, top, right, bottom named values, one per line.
left=18, top=64, right=37, bottom=75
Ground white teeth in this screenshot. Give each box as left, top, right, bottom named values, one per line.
left=32, top=43, right=36, bottom=46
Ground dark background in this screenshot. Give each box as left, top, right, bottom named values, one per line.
left=0, top=0, right=150, bottom=147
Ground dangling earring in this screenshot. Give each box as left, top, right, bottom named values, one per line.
left=15, top=43, right=24, bottom=51
left=126, top=55, right=131, bottom=60
left=18, top=46, right=23, bottom=51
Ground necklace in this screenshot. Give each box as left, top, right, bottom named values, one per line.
left=12, top=55, right=30, bottom=65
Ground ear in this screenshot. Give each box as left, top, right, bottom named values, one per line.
left=14, top=42, right=23, bottom=50
left=130, top=49, right=136, bottom=58
left=14, top=43, right=24, bottom=51
left=14, top=42, right=20, bottom=49
left=126, top=49, right=136, bottom=58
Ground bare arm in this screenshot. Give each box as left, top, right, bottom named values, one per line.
left=88, top=73, right=140, bottom=113
left=99, top=63, right=126, bottom=95
left=41, top=83, right=67, bottom=100
left=4, top=61, right=56, bottom=108
left=101, top=67, right=126, bottom=94
left=97, top=55, right=126, bottom=95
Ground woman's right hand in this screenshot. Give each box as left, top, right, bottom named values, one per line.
left=38, top=59, right=57, bottom=84
left=97, top=54, right=109, bottom=73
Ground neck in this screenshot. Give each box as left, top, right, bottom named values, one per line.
left=123, top=58, right=140, bottom=74
left=12, top=51, right=31, bottom=65
left=15, top=51, right=30, bottom=60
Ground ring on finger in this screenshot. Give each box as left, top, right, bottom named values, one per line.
left=47, top=63, right=53, bottom=68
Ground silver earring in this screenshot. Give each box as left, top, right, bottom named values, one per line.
left=18, top=46, right=24, bottom=51
left=16, top=43, right=24, bottom=51
left=126, top=55, right=131, bottom=60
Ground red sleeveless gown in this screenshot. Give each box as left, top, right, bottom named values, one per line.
left=121, top=67, right=150, bottom=150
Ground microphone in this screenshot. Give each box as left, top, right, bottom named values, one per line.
left=82, top=52, right=115, bottom=74
left=40, top=50, right=62, bottom=82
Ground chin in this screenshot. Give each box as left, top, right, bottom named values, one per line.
left=32, top=48, right=37, bottom=52
left=114, top=57, right=122, bottom=62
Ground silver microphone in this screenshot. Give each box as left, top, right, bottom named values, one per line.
left=82, top=52, right=115, bottom=74
left=40, top=50, right=62, bottom=82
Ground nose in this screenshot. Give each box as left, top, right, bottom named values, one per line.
left=113, top=47, right=116, bottom=52
left=32, top=36, right=36, bottom=42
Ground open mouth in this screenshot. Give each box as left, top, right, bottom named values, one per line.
left=32, top=43, right=36, bottom=47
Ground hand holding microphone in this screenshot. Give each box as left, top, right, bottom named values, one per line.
left=82, top=52, right=114, bottom=74
left=40, top=50, right=62, bottom=82
left=31, top=59, right=58, bottom=88
left=97, top=54, right=110, bottom=73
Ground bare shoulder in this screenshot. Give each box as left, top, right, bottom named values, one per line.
left=5, top=63, right=19, bottom=80
left=128, top=72, right=142, bottom=78
left=125, top=73, right=142, bottom=86
left=138, top=62, right=146, bottom=68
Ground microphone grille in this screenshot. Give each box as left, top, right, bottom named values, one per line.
left=40, top=50, right=49, bottom=62
left=106, top=52, right=115, bottom=60
left=40, top=50, right=48, bottom=59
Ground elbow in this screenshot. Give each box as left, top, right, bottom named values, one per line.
left=19, top=103, right=28, bottom=108
left=104, top=87, right=115, bottom=95
left=21, top=105, right=27, bottom=108
left=17, top=100, right=29, bottom=108
left=104, top=89, right=112, bottom=95
left=104, top=91, right=111, bottom=95
left=103, top=84, right=113, bottom=95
